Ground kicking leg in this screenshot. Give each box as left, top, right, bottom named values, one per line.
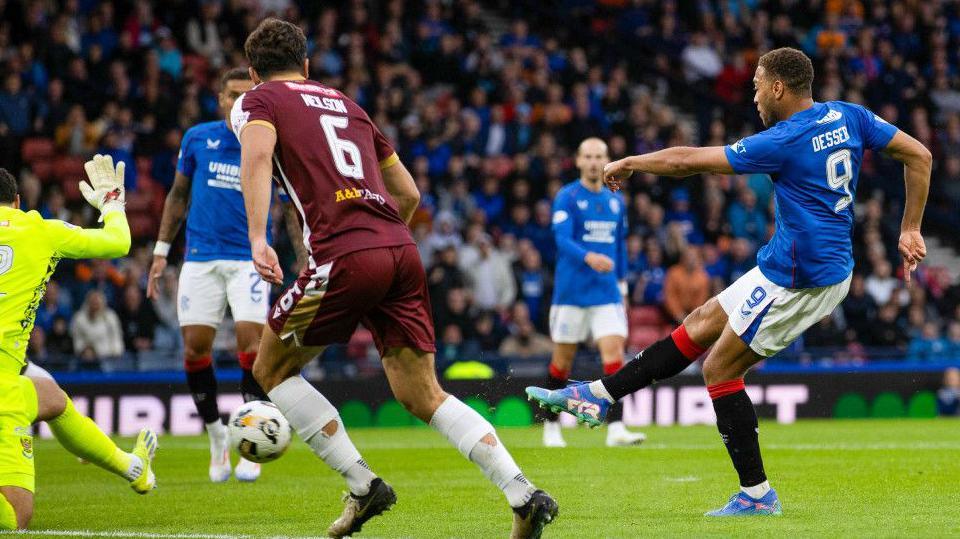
left=254, top=328, right=390, bottom=538
left=32, top=377, right=156, bottom=494
left=597, top=335, right=645, bottom=446
left=383, top=347, right=557, bottom=538
left=702, top=325, right=781, bottom=516
left=182, top=325, right=230, bottom=483
left=527, top=298, right=726, bottom=425
left=541, top=343, right=575, bottom=447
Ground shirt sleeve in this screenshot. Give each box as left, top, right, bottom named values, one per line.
left=552, top=191, right=589, bottom=262
left=176, top=128, right=195, bottom=177
left=372, top=122, right=399, bottom=170
left=47, top=212, right=131, bottom=260
left=231, top=90, right=276, bottom=140
left=724, top=129, right=784, bottom=174
left=855, top=104, right=898, bottom=151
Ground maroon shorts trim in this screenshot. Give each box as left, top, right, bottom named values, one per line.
left=268, top=244, right=436, bottom=355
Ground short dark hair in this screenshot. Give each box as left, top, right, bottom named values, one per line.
left=758, top=47, right=814, bottom=97
left=220, top=67, right=251, bottom=89
left=244, top=18, right=306, bottom=78
left=0, top=168, right=16, bottom=204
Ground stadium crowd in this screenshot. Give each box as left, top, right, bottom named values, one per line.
left=3, top=0, right=960, bottom=372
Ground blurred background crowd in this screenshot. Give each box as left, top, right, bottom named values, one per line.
left=3, top=0, right=960, bottom=376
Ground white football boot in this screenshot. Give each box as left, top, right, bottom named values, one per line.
left=234, top=457, right=261, bottom=482
left=542, top=420, right=567, bottom=448
left=207, top=421, right=231, bottom=482
left=605, top=421, right=646, bottom=447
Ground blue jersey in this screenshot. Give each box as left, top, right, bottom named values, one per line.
left=724, top=101, right=898, bottom=289
left=177, top=120, right=271, bottom=262
left=551, top=181, right=626, bottom=307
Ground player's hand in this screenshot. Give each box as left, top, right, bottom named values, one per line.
left=585, top=252, right=614, bottom=273
left=252, top=238, right=283, bottom=285
left=602, top=158, right=634, bottom=192
left=147, top=255, right=167, bottom=299
left=898, top=229, right=926, bottom=286
left=80, top=154, right=126, bottom=221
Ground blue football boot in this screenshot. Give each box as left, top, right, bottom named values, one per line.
left=705, top=489, right=782, bottom=516
left=525, top=382, right=610, bottom=427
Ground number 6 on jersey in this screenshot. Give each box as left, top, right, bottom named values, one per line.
left=320, top=115, right=364, bottom=180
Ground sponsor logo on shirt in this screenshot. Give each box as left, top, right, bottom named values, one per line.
left=731, top=140, right=746, bottom=154
left=206, top=161, right=242, bottom=191
left=334, top=187, right=386, bottom=205
left=582, top=220, right=617, bottom=244
left=284, top=82, right=341, bottom=97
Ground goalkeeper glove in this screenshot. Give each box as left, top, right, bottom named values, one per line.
left=79, top=154, right=126, bottom=221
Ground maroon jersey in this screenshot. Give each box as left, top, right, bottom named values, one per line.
left=231, top=79, right=413, bottom=264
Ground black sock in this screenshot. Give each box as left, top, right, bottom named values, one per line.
left=186, top=365, right=220, bottom=424
left=712, top=389, right=767, bottom=489
left=241, top=368, right=269, bottom=402
left=539, top=369, right=568, bottom=422
left=601, top=335, right=693, bottom=401
left=607, top=401, right=623, bottom=422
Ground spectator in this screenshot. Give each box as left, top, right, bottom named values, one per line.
left=54, top=105, right=99, bottom=156
left=865, top=260, right=898, bottom=306
left=47, top=316, right=75, bottom=358
left=634, top=240, right=666, bottom=306
left=70, top=290, right=124, bottom=361
left=498, top=318, right=553, bottom=359
left=663, top=247, right=710, bottom=324
left=428, top=245, right=469, bottom=323
left=864, top=303, right=908, bottom=349
left=36, top=281, right=73, bottom=333
left=463, top=234, right=516, bottom=312
left=945, top=321, right=960, bottom=362
left=421, top=211, right=462, bottom=264
left=727, top=188, right=767, bottom=245
left=937, top=367, right=960, bottom=416
left=514, top=247, right=551, bottom=331
left=0, top=73, right=31, bottom=137
left=843, top=274, right=878, bottom=341
left=116, top=284, right=160, bottom=352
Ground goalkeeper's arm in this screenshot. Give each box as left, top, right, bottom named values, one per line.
left=52, top=154, right=131, bottom=259
left=50, top=212, right=131, bottom=259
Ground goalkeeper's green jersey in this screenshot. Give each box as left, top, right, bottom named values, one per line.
left=0, top=206, right=130, bottom=375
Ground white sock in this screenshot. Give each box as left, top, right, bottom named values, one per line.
left=206, top=420, right=225, bottom=435
left=607, top=420, right=625, bottom=434
left=268, top=376, right=377, bottom=496
left=589, top=380, right=615, bottom=403
left=741, top=480, right=771, bottom=499
left=430, top=396, right=535, bottom=508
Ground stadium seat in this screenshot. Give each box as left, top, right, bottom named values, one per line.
left=629, top=306, right=664, bottom=327
left=628, top=326, right=668, bottom=352
left=125, top=190, right=153, bottom=212
left=30, top=160, right=54, bottom=183
left=21, top=138, right=55, bottom=163
left=128, top=212, right=158, bottom=239
left=52, top=156, right=86, bottom=183
left=347, top=327, right=374, bottom=359
left=60, top=176, right=82, bottom=201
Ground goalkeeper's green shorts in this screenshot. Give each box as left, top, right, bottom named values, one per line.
left=0, top=374, right=37, bottom=492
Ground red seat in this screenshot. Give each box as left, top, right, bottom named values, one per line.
left=21, top=138, right=55, bottom=163
left=61, top=178, right=82, bottom=202
left=347, top=327, right=374, bottom=359
left=52, top=156, right=85, bottom=183
left=629, top=306, right=663, bottom=326
left=128, top=212, right=157, bottom=239
left=30, top=160, right=54, bottom=182
left=627, top=326, right=668, bottom=352
left=125, top=190, right=152, bottom=212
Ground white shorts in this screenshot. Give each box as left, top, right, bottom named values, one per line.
left=549, top=304, right=628, bottom=344
left=717, top=266, right=851, bottom=357
left=177, top=260, right=269, bottom=327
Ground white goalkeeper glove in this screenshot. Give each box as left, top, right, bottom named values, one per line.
left=79, top=154, right=126, bottom=221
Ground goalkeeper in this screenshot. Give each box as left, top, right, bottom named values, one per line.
left=0, top=156, right=158, bottom=530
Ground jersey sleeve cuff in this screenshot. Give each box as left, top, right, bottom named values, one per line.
left=722, top=145, right=742, bottom=175
left=379, top=152, right=400, bottom=170
left=239, top=120, right=276, bottom=136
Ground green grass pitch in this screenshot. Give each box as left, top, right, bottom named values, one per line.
left=24, top=419, right=960, bottom=538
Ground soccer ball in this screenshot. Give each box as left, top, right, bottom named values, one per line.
left=227, top=401, right=292, bottom=463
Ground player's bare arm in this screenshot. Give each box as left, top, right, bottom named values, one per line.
left=147, top=171, right=192, bottom=298
left=603, top=146, right=735, bottom=191
left=380, top=159, right=420, bottom=224
left=281, top=199, right=308, bottom=270
left=882, top=129, right=932, bottom=284
left=239, top=123, right=283, bottom=284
